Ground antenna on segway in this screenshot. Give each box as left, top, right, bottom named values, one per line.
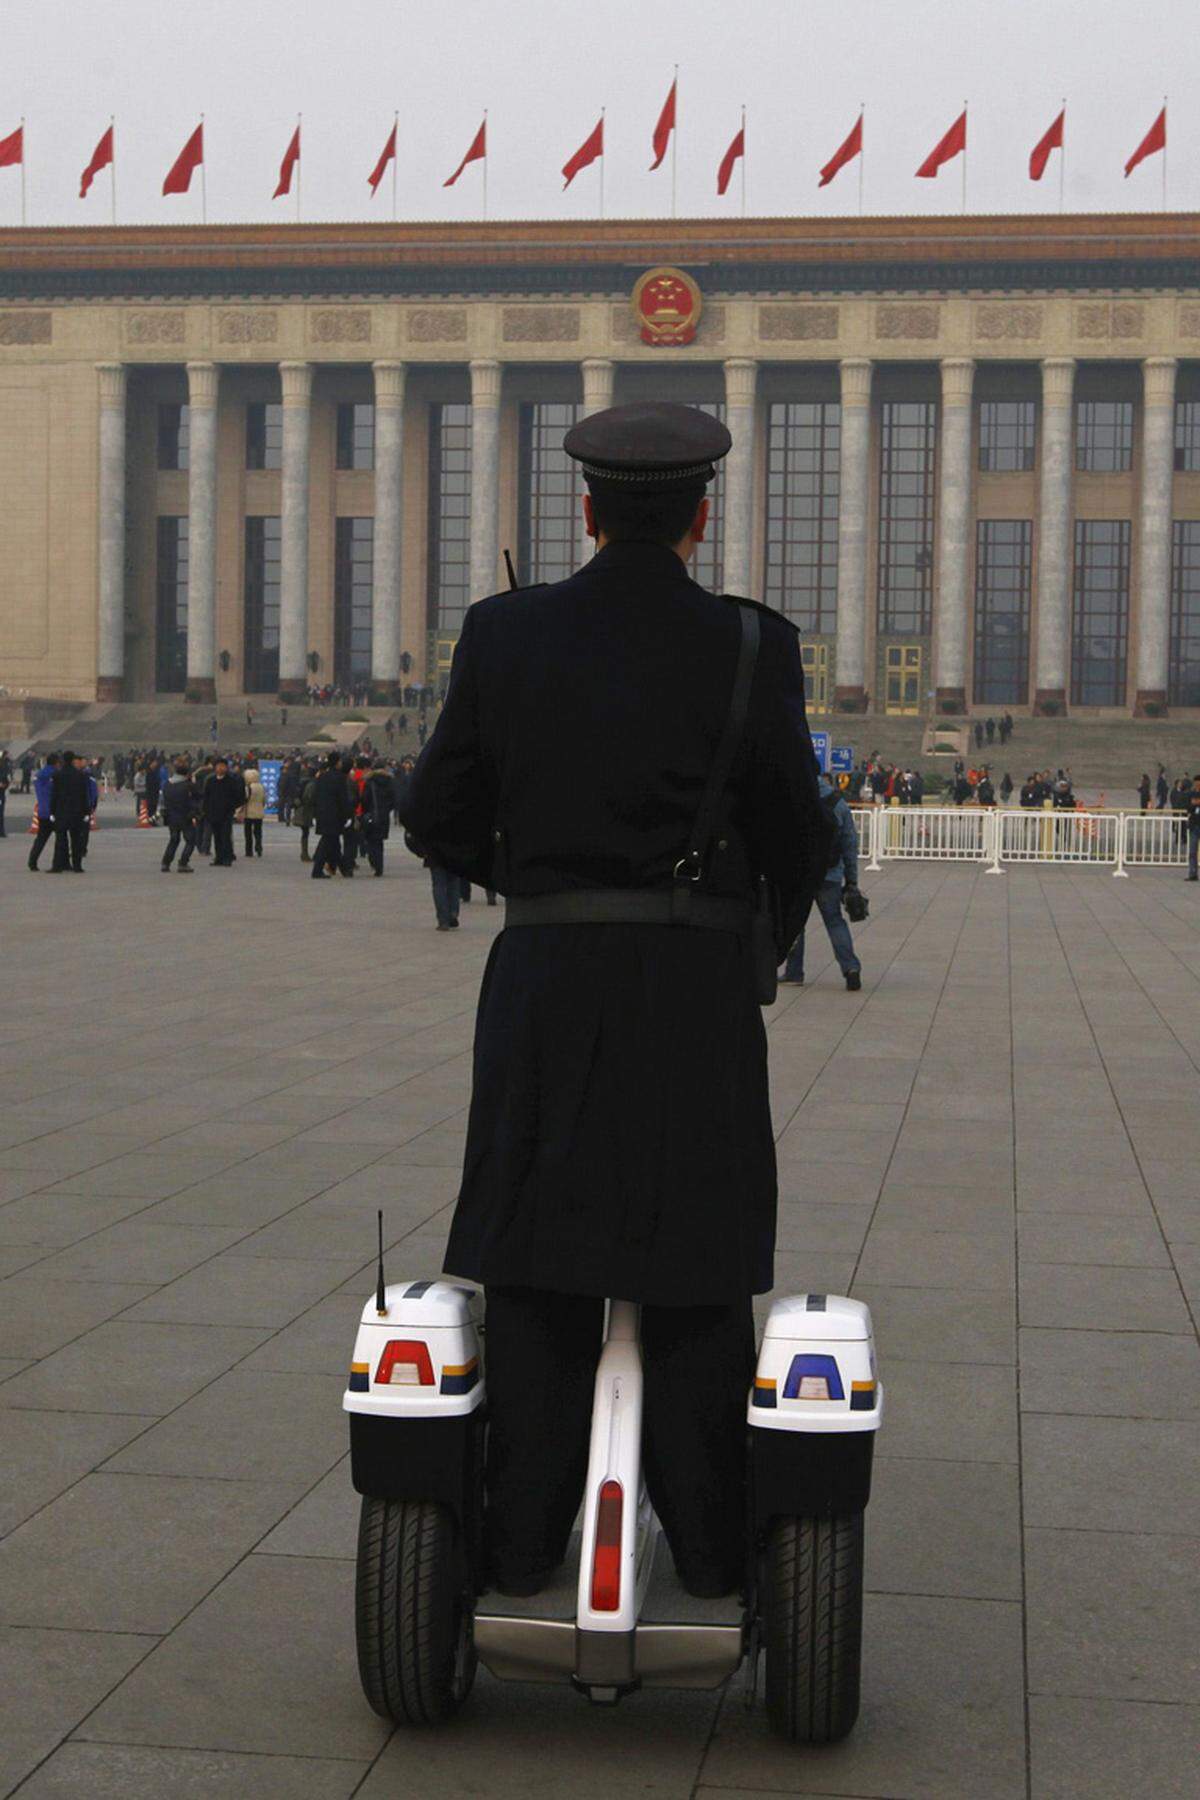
left=375, top=1210, right=387, bottom=1317
left=504, top=548, right=519, bottom=591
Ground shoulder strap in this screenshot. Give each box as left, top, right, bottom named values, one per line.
left=675, top=603, right=760, bottom=890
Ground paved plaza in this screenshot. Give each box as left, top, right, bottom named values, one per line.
left=0, top=821, right=1197, bottom=1799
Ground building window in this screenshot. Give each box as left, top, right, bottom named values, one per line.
left=336, top=403, right=375, bottom=471
left=243, top=516, right=281, bottom=692
left=877, top=400, right=937, bottom=637
left=246, top=401, right=283, bottom=471
left=1071, top=519, right=1130, bottom=705
left=334, top=518, right=374, bottom=688
left=1174, top=401, right=1200, bottom=472
left=973, top=520, right=1031, bottom=704
left=687, top=401, right=726, bottom=593
left=764, top=400, right=840, bottom=632
left=427, top=403, right=473, bottom=634
left=518, top=401, right=583, bottom=585
left=1169, top=521, right=1200, bottom=705
left=979, top=400, right=1035, bottom=473
left=1076, top=400, right=1133, bottom=473
left=157, top=403, right=189, bottom=471
left=155, top=516, right=189, bottom=692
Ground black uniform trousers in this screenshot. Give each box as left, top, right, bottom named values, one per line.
left=311, top=830, right=344, bottom=877
left=27, top=818, right=53, bottom=869
left=483, top=1285, right=756, bottom=1592
left=51, top=822, right=87, bottom=871
left=210, top=819, right=235, bottom=866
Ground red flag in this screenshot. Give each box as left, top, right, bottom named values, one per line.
left=563, top=116, right=603, bottom=188
left=650, top=79, right=676, bottom=171
left=368, top=123, right=396, bottom=196
left=163, top=123, right=203, bottom=196
left=1029, top=110, right=1064, bottom=181
left=916, top=109, right=966, bottom=179
left=0, top=124, right=23, bottom=168
left=717, top=124, right=744, bottom=196
left=80, top=125, right=114, bottom=198
left=444, top=118, right=486, bottom=187
left=819, top=113, right=862, bottom=188
left=1125, top=107, right=1166, bottom=177
left=273, top=125, right=300, bottom=199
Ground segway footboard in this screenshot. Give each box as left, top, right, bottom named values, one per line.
left=343, top=1280, right=485, bottom=1725
left=748, top=1294, right=882, bottom=1745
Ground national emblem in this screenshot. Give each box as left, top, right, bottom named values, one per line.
left=632, top=266, right=702, bottom=346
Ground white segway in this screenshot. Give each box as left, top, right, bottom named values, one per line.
left=344, top=1218, right=882, bottom=1742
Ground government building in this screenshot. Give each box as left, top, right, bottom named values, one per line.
left=1, top=212, right=1199, bottom=718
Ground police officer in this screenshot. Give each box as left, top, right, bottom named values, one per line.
left=401, top=402, right=828, bottom=1599
left=1186, top=773, right=1200, bottom=881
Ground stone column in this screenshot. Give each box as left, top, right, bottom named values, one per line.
left=576, top=359, right=616, bottom=560
left=95, top=363, right=127, bottom=703
left=723, top=359, right=757, bottom=596
left=834, top=358, right=872, bottom=712
left=469, top=359, right=502, bottom=600
left=185, top=361, right=218, bottom=704
left=1134, top=356, right=1177, bottom=716
left=371, top=360, right=405, bottom=703
left=278, top=361, right=313, bottom=700
left=934, top=358, right=976, bottom=714
left=1033, top=357, right=1076, bottom=715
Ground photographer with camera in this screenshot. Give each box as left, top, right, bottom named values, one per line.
left=779, top=773, right=866, bottom=991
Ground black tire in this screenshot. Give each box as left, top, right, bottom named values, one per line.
left=355, top=1495, right=476, bottom=1725
left=762, top=1512, right=864, bottom=1743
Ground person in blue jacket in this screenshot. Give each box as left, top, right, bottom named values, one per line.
left=26, top=753, right=60, bottom=872
left=780, top=776, right=863, bottom=990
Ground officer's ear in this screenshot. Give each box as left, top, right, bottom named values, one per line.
left=688, top=497, right=710, bottom=546
left=582, top=492, right=598, bottom=540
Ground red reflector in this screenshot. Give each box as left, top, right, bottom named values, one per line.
left=590, top=1478, right=624, bottom=1612
left=374, top=1339, right=435, bottom=1387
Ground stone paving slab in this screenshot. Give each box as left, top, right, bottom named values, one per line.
left=0, top=839, right=1197, bottom=1797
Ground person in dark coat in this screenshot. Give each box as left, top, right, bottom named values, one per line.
left=49, top=751, right=90, bottom=872
left=401, top=402, right=827, bottom=1599
left=311, top=751, right=352, bottom=879
left=201, top=758, right=242, bottom=866
left=361, top=763, right=394, bottom=877
left=160, top=758, right=199, bottom=873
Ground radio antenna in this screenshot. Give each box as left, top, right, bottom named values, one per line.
left=503, top=548, right=519, bottom=590
left=375, top=1210, right=387, bottom=1316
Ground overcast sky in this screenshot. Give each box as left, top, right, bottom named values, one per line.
left=1, top=0, right=1193, bottom=228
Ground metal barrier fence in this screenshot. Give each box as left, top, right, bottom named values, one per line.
left=849, top=804, right=1193, bottom=877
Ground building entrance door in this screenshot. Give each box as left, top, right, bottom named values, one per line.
left=800, top=643, right=829, bottom=713
left=884, top=645, right=923, bottom=715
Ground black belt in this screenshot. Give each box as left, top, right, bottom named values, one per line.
left=504, top=889, right=751, bottom=934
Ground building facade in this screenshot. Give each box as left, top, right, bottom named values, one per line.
left=1, top=213, right=1200, bottom=717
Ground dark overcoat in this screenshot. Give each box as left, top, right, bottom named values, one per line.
left=401, top=540, right=826, bottom=1306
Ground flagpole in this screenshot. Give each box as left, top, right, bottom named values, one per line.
left=671, top=64, right=678, bottom=220
left=1059, top=99, right=1066, bottom=213
left=1162, top=95, right=1168, bottom=211
left=200, top=114, right=207, bottom=224
left=296, top=114, right=302, bottom=223
left=20, top=116, right=26, bottom=226
left=740, top=105, right=746, bottom=219
left=961, top=101, right=967, bottom=214
left=483, top=109, right=488, bottom=221
left=111, top=116, right=117, bottom=226
left=392, top=112, right=398, bottom=221
left=859, top=104, right=865, bottom=216
left=599, top=107, right=605, bottom=220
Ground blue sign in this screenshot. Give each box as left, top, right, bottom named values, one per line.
left=830, top=745, right=854, bottom=774
left=809, top=730, right=830, bottom=773
left=259, top=759, right=282, bottom=815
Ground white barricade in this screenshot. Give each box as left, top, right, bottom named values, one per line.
left=997, top=808, right=1119, bottom=867
left=849, top=807, right=874, bottom=869
left=1122, top=811, right=1189, bottom=869
left=874, top=805, right=991, bottom=862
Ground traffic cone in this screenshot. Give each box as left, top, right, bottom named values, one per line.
left=27, top=802, right=38, bottom=834
left=137, top=799, right=151, bottom=828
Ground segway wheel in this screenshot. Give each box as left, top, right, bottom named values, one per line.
left=762, top=1512, right=864, bottom=1744
left=355, top=1495, right=476, bottom=1725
